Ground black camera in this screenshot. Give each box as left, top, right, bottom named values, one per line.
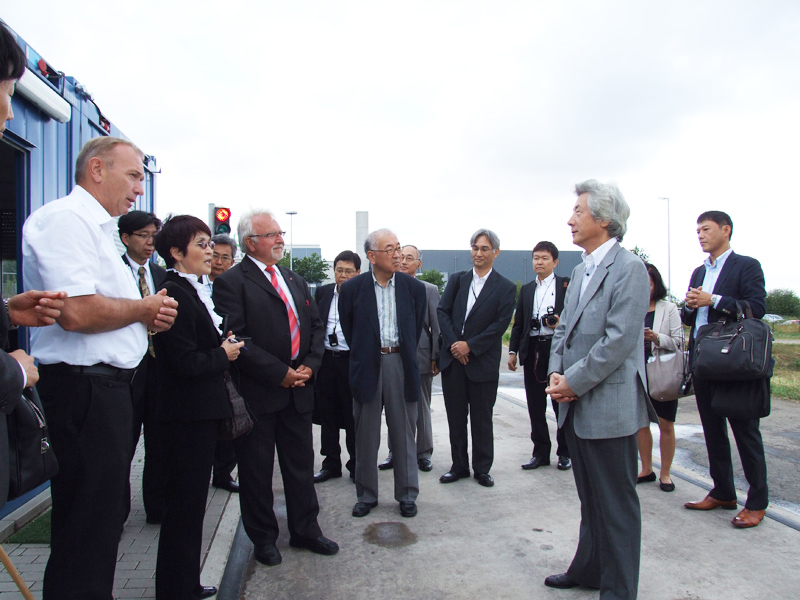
left=532, top=307, right=559, bottom=331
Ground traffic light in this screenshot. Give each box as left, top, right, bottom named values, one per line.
left=214, top=207, right=231, bottom=234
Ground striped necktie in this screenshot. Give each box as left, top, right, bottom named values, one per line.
left=138, top=266, right=156, bottom=358
left=266, top=266, right=300, bottom=359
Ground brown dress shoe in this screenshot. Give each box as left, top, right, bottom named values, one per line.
left=684, top=495, right=738, bottom=510
left=732, top=508, right=766, bottom=528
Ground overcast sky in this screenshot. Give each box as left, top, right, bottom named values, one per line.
left=5, top=1, right=798, bottom=293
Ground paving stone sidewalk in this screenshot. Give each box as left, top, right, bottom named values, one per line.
left=0, top=437, right=238, bottom=600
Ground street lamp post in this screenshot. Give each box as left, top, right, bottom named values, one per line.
left=659, top=197, right=671, bottom=294
left=286, top=211, right=297, bottom=271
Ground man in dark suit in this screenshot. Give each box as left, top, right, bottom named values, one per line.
left=212, top=209, right=338, bottom=567
left=437, top=229, right=516, bottom=487
left=509, top=241, right=571, bottom=471
left=544, top=180, right=655, bottom=599
left=339, top=229, right=427, bottom=518
left=312, top=250, right=361, bottom=483
left=378, top=245, right=440, bottom=472
left=681, top=210, right=769, bottom=529
left=119, top=210, right=168, bottom=524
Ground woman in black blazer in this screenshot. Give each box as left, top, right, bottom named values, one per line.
left=152, top=215, right=243, bottom=600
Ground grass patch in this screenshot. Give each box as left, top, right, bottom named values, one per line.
left=6, top=509, right=51, bottom=544
left=772, top=343, right=800, bottom=401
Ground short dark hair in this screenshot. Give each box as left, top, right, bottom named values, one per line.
left=211, top=233, right=236, bottom=252
left=334, top=250, right=361, bottom=271
left=118, top=210, right=162, bottom=237
left=532, top=241, right=559, bottom=260
left=644, top=262, right=667, bottom=302
left=154, top=214, right=211, bottom=269
left=0, top=22, right=26, bottom=82
left=697, top=210, right=733, bottom=241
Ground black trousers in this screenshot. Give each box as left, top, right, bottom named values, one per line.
left=130, top=353, right=167, bottom=520
left=38, top=367, right=134, bottom=600
left=156, top=419, right=218, bottom=600
left=693, top=377, right=769, bottom=510
left=212, top=439, right=237, bottom=484
left=522, top=339, right=569, bottom=459
left=316, top=351, right=356, bottom=475
left=234, top=399, right=322, bottom=546
left=441, top=360, right=498, bottom=475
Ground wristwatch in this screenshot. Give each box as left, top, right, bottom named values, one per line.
left=711, top=294, right=720, bottom=307
left=3, top=298, right=19, bottom=330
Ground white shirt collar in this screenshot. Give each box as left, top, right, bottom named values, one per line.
left=705, top=247, right=733, bottom=269
left=472, top=267, right=493, bottom=282
left=581, top=237, right=617, bottom=267
left=537, top=271, right=555, bottom=286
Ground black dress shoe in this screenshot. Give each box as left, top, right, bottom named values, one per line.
left=193, top=585, right=218, bottom=599
left=399, top=501, right=417, bottom=517
left=253, top=543, right=282, bottom=566
left=418, top=458, right=433, bottom=472
left=289, top=535, right=339, bottom=555
left=474, top=473, right=494, bottom=487
left=313, top=468, right=342, bottom=484
left=378, top=456, right=394, bottom=470
left=352, top=501, right=378, bottom=517
left=213, top=479, right=240, bottom=493
left=557, top=456, right=572, bottom=471
left=637, top=472, right=656, bottom=484
left=439, top=470, right=470, bottom=483
left=544, top=573, right=578, bottom=589
left=521, top=456, right=550, bottom=470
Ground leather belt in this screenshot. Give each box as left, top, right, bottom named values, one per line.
left=380, top=346, right=400, bottom=355
left=325, top=349, right=350, bottom=357
left=530, top=335, right=554, bottom=342
left=41, top=362, right=137, bottom=383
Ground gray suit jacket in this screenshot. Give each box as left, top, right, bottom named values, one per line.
left=548, top=242, right=656, bottom=439
left=417, top=280, right=440, bottom=375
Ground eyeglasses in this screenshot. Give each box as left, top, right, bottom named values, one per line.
left=249, top=231, right=286, bottom=240
left=213, top=252, right=233, bottom=262
left=370, top=246, right=403, bottom=255
left=195, top=240, right=216, bottom=249
left=334, top=268, right=357, bottom=275
left=400, top=254, right=419, bottom=263
left=131, top=232, right=157, bottom=242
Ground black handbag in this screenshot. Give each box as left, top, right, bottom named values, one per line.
left=6, top=386, right=59, bottom=500
left=692, top=301, right=773, bottom=381
left=218, top=371, right=254, bottom=440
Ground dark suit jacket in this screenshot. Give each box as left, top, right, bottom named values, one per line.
left=681, top=251, right=767, bottom=339
left=339, top=272, right=426, bottom=404
left=314, top=283, right=337, bottom=339
left=437, top=269, right=516, bottom=382
left=212, top=256, right=324, bottom=417
left=508, top=275, right=570, bottom=364
left=0, top=297, right=26, bottom=510
left=153, top=272, right=232, bottom=423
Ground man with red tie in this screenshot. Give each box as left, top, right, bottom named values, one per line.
left=212, top=209, right=338, bottom=567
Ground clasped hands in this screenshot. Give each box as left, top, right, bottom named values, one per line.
left=685, top=286, right=713, bottom=310
left=450, top=341, right=470, bottom=365
left=546, top=372, right=578, bottom=403
left=281, top=365, right=313, bottom=388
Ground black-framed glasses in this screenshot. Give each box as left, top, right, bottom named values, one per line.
left=249, top=231, right=286, bottom=240
left=131, top=232, right=157, bottom=241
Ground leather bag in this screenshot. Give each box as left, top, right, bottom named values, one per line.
left=6, top=386, right=59, bottom=500
left=218, top=371, right=253, bottom=440
left=646, top=348, right=690, bottom=402
left=692, top=301, right=773, bottom=381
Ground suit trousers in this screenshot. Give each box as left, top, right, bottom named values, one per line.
left=38, top=368, right=134, bottom=600
left=564, top=409, right=641, bottom=600
left=156, top=419, right=218, bottom=600
left=441, top=360, right=498, bottom=475
left=212, top=439, right=237, bottom=484
left=522, top=340, right=568, bottom=459
left=130, top=353, right=167, bottom=520
left=693, top=377, right=769, bottom=510
left=387, top=371, right=434, bottom=461
left=234, top=399, right=322, bottom=546
left=317, top=351, right=356, bottom=475
left=353, top=353, right=419, bottom=504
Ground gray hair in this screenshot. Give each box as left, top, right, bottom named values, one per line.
left=470, top=229, right=500, bottom=250
left=364, top=228, right=395, bottom=254
left=403, top=244, right=421, bottom=260
left=574, top=179, right=629, bottom=242
left=75, top=137, right=144, bottom=185
left=237, top=208, right=277, bottom=255
left=211, top=233, right=237, bottom=252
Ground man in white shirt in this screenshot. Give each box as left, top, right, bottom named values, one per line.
left=23, top=137, right=178, bottom=600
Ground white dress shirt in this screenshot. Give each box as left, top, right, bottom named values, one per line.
left=579, top=238, right=617, bottom=299
left=694, top=247, right=732, bottom=335
left=531, top=272, right=557, bottom=337
left=22, top=186, right=147, bottom=368
left=124, top=254, right=155, bottom=295
left=324, top=287, right=350, bottom=351
left=464, top=268, right=492, bottom=333
left=246, top=255, right=300, bottom=319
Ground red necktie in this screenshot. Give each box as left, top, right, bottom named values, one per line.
left=266, top=266, right=300, bottom=359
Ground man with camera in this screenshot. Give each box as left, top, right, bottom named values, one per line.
left=508, top=241, right=571, bottom=471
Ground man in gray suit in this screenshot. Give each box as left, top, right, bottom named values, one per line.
left=544, top=180, right=656, bottom=599
left=378, top=245, right=440, bottom=472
